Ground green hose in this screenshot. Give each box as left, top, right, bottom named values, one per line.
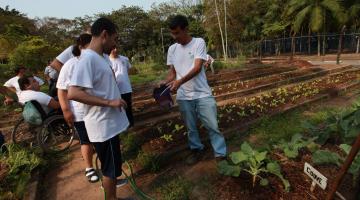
left=122, top=161, right=156, bottom=200
left=95, top=155, right=155, bottom=200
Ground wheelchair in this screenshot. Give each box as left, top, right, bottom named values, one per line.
left=11, top=100, right=74, bottom=153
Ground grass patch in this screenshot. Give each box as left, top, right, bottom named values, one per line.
left=249, top=111, right=306, bottom=146
left=154, top=175, right=192, bottom=200
left=130, top=61, right=167, bottom=85
left=136, top=151, right=161, bottom=172
left=120, top=132, right=141, bottom=160
left=213, top=55, right=246, bottom=70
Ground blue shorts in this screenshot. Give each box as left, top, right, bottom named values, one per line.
left=93, top=135, right=122, bottom=179
left=74, top=121, right=91, bottom=145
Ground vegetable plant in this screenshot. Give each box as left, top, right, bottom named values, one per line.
left=218, top=142, right=290, bottom=191
left=275, top=134, right=318, bottom=159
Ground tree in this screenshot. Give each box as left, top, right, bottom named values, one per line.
left=284, top=0, right=346, bottom=56
left=9, top=37, right=58, bottom=72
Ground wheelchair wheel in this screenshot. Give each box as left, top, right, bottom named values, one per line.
left=11, top=117, right=39, bottom=148
left=37, top=115, right=74, bottom=152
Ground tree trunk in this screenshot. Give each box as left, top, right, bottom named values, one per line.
left=318, top=33, right=321, bottom=56
left=308, top=28, right=311, bottom=55
left=337, top=25, right=346, bottom=65
left=322, top=34, right=326, bottom=56
left=214, top=0, right=227, bottom=61
left=300, top=27, right=303, bottom=53
left=356, top=35, right=359, bottom=54
left=291, top=32, right=295, bottom=61
left=224, top=0, right=228, bottom=57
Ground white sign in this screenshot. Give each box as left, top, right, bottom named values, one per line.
left=304, top=162, right=328, bottom=190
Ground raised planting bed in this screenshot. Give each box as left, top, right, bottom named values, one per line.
left=134, top=70, right=360, bottom=157
left=131, top=64, right=298, bottom=102
left=132, top=65, right=358, bottom=124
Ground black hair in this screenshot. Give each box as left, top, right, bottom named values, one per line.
left=14, top=66, right=26, bottom=75
left=72, top=33, right=92, bottom=57
left=169, top=15, right=189, bottom=30
left=18, top=75, right=32, bottom=91
left=91, top=17, right=117, bottom=37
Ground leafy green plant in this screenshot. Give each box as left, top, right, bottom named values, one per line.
left=161, top=134, right=173, bottom=142
left=218, top=142, right=290, bottom=191
left=136, top=151, right=161, bottom=172
left=156, top=176, right=192, bottom=200
left=275, top=134, right=317, bottom=159
left=312, top=150, right=342, bottom=167
left=0, top=144, right=43, bottom=199
left=172, top=124, right=184, bottom=133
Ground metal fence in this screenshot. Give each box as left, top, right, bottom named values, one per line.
left=261, top=33, right=360, bottom=56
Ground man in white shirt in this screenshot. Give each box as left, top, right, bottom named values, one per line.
left=49, top=45, right=74, bottom=72
left=44, top=61, right=59, bottom=97
left=57, top=33, right=100, bottom=183
left=68, top=18, right=129, bottom=200
left=109, top=48, right=134, bottom=127
left=17, top=75, right=60, bottom=114
left=3, top=67, right=44, bottom=105
left=160, top=15, right=226, bottom=165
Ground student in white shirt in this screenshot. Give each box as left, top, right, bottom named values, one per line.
left=49, top=45, right=74, bottom=72
left=109, top=48, right=134, bottom=127
left=68, top=18, right=129, bottom=200
left=3, top=67, right=44, bottom=105
left=159, top=15, right=227, bottom=165
left=17, top=75, right=60, bottom=114
left=57, top=33, right=99, bottom=183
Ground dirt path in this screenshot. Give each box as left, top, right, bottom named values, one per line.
left=41, top=140, right=136, bottom=200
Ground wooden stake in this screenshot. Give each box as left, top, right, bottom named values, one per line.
left=326, top=133, right=360, bottom=200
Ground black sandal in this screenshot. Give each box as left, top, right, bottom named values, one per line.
left=85, top=168, right=99, bottom=183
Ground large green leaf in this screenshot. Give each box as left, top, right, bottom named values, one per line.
left=255, top=151, right=268, bottom=163
left=339, top=144, right=351, bottom=154
left=312, top=150, right=342, bottom=167
left=217, top=160, right=241, bottom=177
left=310, top=6, right=324, bottom=32
left=230, top=151, right=248, bottom=165
left=241, top=142, right=254, bottom=155
left=267, top=162, right=290, bottom=192
left=284, top=147, right=298, bottom=158
left=293, top=5, right=312, bottom=33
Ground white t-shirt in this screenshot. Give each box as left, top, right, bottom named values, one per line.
left=70, top=49, right=129, bottom=142
left=18, top=90, right=52, bottom=114
left=56, top=46, right=74, bottom=65
left=56, top=57, right=84, bottom=122
left=167, top=38, right=212, bottom=100
left=110, top=55, right=132, bottom=94
left=4, top=76, right=44, bottom=96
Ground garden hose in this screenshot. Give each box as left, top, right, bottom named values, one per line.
left=95, top=155, right=155, bottom=200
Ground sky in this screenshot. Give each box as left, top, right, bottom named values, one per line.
left=0, top=0, right=170, bottom=19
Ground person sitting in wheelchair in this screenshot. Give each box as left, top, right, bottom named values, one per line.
left=17, top=75, right=60, bottom=114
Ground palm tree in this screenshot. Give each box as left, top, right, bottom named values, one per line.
left=284, top=0, right=346, bottom=56
left=345, top=0, right=360, bottom=53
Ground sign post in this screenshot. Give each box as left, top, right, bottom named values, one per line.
left=304, top=162, right=328, bottom=191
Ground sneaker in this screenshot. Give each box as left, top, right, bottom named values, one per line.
left=116, top=178, right=128, bottom=188
left=185, top=149, right=205, bottom=166
left=85, top=168, right=99, bottom=183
